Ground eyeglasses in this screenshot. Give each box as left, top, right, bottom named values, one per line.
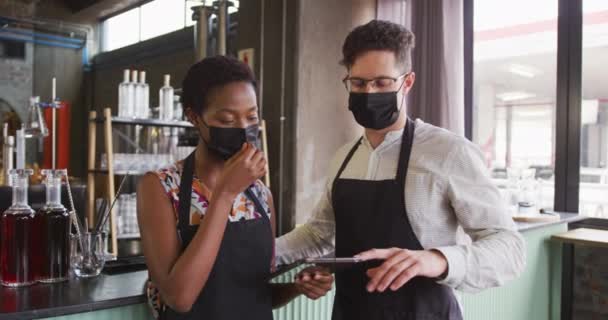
left=342, top=72, right=409, bottom=92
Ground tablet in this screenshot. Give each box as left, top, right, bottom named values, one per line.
left=301, top=257, right=361, bottom=273
left=304, top=257, right=361, bottom=265
left=270, top=257, right=362, bottom=280
left=270, top=260, right=305, bottom=279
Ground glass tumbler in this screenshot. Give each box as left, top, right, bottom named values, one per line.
left=70, top=232, right=106, bottom=278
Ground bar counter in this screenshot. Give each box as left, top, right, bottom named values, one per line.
left=0, top=271, right=148, bottom=320
left=0, top=212, right=586, bottom=320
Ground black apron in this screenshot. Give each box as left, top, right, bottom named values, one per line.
left=331, top=119, right=462, bottom=320
left=162, top=152, right=274, bottom=320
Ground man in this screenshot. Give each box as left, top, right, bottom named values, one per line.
left=276, top=20, right=526, bottom=319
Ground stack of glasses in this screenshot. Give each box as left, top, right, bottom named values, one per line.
left=97, top=194, right=139, bottom=237
left=117, top=194, right=139, bottom=236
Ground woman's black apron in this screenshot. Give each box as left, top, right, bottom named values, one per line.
left=162, top=152, right=274, bottom=320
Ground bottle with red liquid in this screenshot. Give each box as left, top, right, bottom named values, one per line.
left=0, top=169, right=39, bottom=287
left=38, top=169, right=70, bottom=283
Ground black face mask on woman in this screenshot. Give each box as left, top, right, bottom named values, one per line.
left=201, top=123, right=260, bottom=160
left=348, top=91, right=404, bottom=130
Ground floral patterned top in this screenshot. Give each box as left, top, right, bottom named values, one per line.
left=145, top=160, right=274, bottom=319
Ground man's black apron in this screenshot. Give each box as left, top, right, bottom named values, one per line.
left=162, top=152, right=273, bottom=320
left=331, top=119, right=462, bottom=320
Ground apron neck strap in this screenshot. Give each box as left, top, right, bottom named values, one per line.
left=395, top=118, right=416, bottom=185
left=333, top=137, right=363, bottom=185
left=333, top=119, right=416, bottom=187
left=177, top=151, right=270, bottom=233
left=244, top=187, right=270, bottom=221
left=177, top=152, right=196, bottom=233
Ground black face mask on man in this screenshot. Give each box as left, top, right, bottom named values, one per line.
left=201, top=123, right=260, bottom=160
left=349, top=91, right=404, bottom=130
left=347, top=76, right=407, bottom=130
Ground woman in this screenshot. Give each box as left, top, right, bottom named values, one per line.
left=138, top=56, right=333, bottom=320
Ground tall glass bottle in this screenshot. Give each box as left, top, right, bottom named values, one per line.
left=127, top=70, right=138, bottom=118
left=38, top=169, right=70, bottom=283
left=0, top=169, right=39, bottom=287
left=159, top=75, right=174, bottom=120
left=137, top=71, right=150, bottom=118
left=173, top=95, right=183, bottom=121
left=118, top=70, right=130, bottom=117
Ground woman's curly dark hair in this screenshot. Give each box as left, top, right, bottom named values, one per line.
left=181, top=55, right=257, bottom=115
left=341, top=20, right=415, bottom=72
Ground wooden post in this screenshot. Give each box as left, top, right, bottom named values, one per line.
left=103, top=108, right=118, bottom=256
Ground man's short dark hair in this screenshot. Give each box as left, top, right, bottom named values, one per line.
left=341, top=20, right=415, bottom=73
left=182, top=55, right=257, bottom=115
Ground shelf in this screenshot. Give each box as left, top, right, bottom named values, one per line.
left=92, top=116, right=194, bottom=128
left=117, top=233, right=140, bottom=240
left=89, top=169, right=146, bottom=176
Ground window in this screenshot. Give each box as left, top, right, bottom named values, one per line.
left=102, top=8, right=140, bottom=51
left=473, top=0, right=558, bottom=215
left=579, top=0, right=608, bottom=218
left=102, top=0, right=241, bottom=52
left=141, top=0, right=185, bottom=41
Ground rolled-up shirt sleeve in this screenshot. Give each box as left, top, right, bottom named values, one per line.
left=434, top=141, right=526, bottom=293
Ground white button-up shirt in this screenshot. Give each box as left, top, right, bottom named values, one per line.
left=276, top=119, right=526, bottom=293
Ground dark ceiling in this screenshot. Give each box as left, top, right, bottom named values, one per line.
left=62, top=0, right=103, bottom=13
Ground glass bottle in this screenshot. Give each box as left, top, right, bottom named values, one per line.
left=159, top=75, right=174, bottom=120
left=173, top=95, right=183, bottom=121
left=127, top=70, right=138, bottom=118
left=118, top=69, right=130, bottom=117
left=38, top=169, right=70, bottom=283
left=138, top=71, right=150, bottom=119
left=0, top=169, right=39, bottom=287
